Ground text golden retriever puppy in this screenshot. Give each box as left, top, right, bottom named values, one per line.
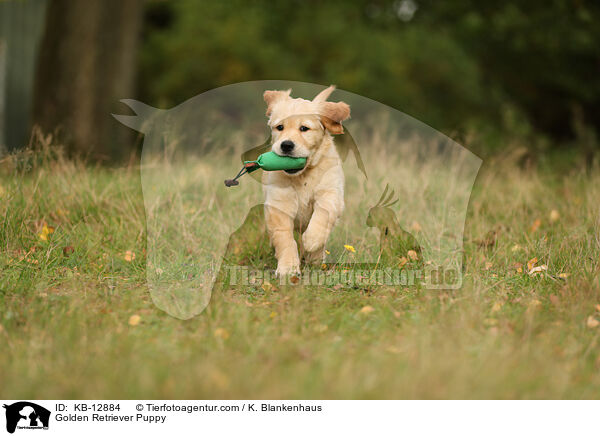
left=262, top=86, right=350, bottom=276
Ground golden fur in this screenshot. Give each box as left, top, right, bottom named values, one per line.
left=262, top=86, right=350, bottom=275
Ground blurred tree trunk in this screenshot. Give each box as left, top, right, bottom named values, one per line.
left=33, top=0, right=142, bottom=160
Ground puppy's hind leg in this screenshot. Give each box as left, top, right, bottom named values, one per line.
left=265, top=205, right=300, bottom=276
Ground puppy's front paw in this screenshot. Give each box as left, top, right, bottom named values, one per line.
left=302, top=229, right=325, bottom=254
left=276, top=261, right=300, bottom=277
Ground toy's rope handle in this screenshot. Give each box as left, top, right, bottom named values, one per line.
left=224, top=162, right=260, bottom=187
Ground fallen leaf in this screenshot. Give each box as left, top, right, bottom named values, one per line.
left=214, top=328, right=230, bottom=340
left=407, top=250, right=418, bottom=260
left=527, top=257, right=538, bottom=271
left=124, top=251, right=135, bottom=262
left=344, top=244, right=356, bottom=253
left=269, top=311, right=277, bottom=319
left=360, top=305, right=375, bottom=314
left=513, top=262, right=524, bottom=273
left=289, top=275, right=300, bottom=284
left=558, top=272, right=568, bottom=279
left=549, top=209, right=560, bottom=222
left=63, top=246, right=74, bottom=256
left=587, top=316, right=600, bottom=328
left=528, top=265, right=548, bottom=276
left=398, top=257, right=408, bottom=267
left=595, top=304, right=600, bottom=313
left=38, top=224, right=55, bottom=241
left=128, top=314, right=141, bottom=326
left=530, top=219, right=542, bottom=232
left=325, top=250, right=330, bottom=255
left=261, top=282, right=273, bottom=292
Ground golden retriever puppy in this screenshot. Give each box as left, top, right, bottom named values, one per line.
left=262, top=86, right=350, bottom=276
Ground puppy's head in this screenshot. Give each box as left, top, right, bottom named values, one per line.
left=263, top=86, right=350, bottom=175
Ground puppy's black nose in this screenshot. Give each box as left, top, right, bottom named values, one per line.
left=280, top=140, right=295, bottom=154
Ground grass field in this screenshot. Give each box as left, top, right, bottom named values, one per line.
left=1, top=142, right=599, bottom=399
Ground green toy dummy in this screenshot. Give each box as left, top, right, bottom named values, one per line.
left=224, top=151, right=307, bottom=187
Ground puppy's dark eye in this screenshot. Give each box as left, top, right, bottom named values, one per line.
left=299, top=126, right=309, bottom=132
left=276, top=125, right=284, bottom=131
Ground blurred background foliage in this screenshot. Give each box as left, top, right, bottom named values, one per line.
left=138, top=0, right=600, bottom=159
left=1, top=0, right=599, bottom=161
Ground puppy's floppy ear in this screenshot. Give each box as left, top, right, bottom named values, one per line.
left=320, top=116, right=344, bottom=135
left=320, top=101, right=350, bottom=134
left=321, top=101, right=350, bottom=123
left=263, top=89, right=291, bottom=116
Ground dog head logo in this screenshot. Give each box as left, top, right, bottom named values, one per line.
left=3, top=402, right=50, bottom=434
left=114, top=80, right=481, bottom=319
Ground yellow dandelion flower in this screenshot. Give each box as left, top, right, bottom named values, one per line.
left=38, top=224, right=55, bottom=241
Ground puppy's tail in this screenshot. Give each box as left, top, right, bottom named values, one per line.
left=313, top=85, right=336, bottom=103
